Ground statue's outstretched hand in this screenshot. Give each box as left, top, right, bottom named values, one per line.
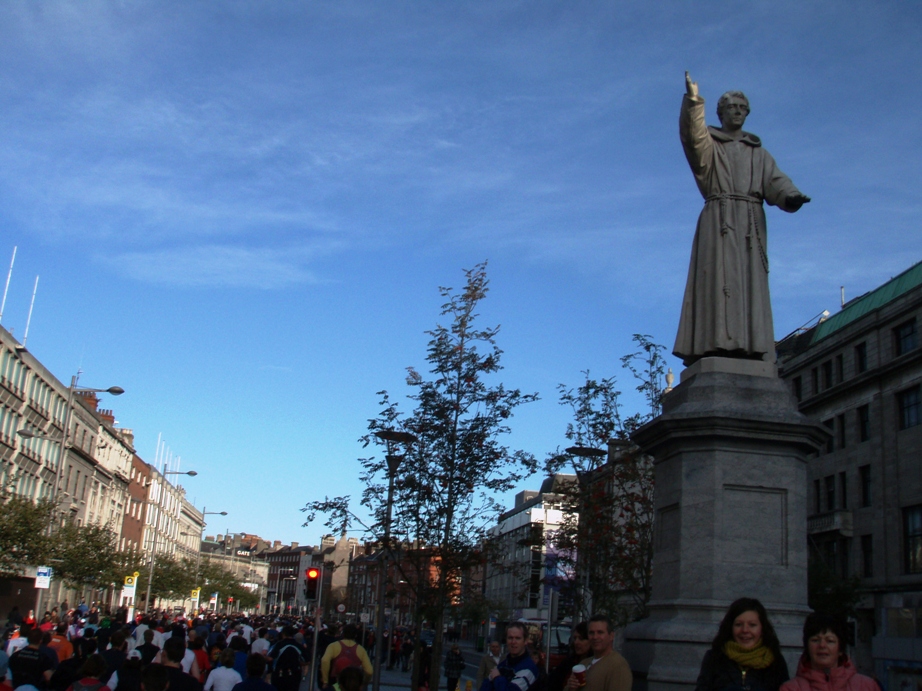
left=685, top=71, right=698, bottom=98
left=786, top=193, right=811, bottom=211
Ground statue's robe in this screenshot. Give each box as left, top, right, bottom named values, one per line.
left=674, top=94, right=805, bottom=366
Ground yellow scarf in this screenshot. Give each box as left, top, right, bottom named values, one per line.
left=723, top=640, right=774, bottom=670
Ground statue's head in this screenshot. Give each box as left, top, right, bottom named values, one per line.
left=717, top=91, right=750, bottom=127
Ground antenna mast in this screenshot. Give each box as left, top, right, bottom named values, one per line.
left=0, top=246, right=16, bottom=324
left=22, top=275, right=39, bottom=347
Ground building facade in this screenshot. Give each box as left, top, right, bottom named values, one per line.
left=484, top=475, right=571, bottom=622
left=777, top=260, right=922, bottom=687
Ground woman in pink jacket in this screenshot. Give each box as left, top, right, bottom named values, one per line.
left=780, top=614, right=879, bottom=691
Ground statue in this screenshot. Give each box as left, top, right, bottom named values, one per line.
left=674, top=72, right=810, bottom=367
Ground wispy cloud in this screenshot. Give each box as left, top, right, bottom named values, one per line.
left=99, top=242, right=341, bottom=289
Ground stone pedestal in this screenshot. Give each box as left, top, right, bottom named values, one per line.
left=622, top=357, right=828, bottom=691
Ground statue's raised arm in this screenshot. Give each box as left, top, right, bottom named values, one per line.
left=685, top=71, right=698, bottom=99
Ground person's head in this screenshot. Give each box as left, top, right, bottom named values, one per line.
left=79, top=654, right=108, bottom=679
left=505, top=623, right=527, bottom=657
left=587, top=616, right=614, bottom=658
left=342, top=624, right=359, bottom=641
left=78, top=637, right=97, bottom=658
left=27, top=628, right=43, bottom=646
left=337, top=666, right=364, bottom=691
left=141, top=664, right=170, bottom=691
left=144, top=629, right=155, bottom=643
left=281, top=625, right=296, bottom=639
left=802, top=613, right=848, bottom=670
left=712, top=598, right=781, bottom=655
left=163, top=636, right=186, bottom=664
left=230, top=635, right=248, bottom=652
left=258, top=627, right=268, bottom=639
left=488, top=640, right=501, bottom=657
left=111, top=629, right=127, bottom=650
left=219, top=648, right=236, bottom=668
left=570, top=622, right=590, bottom=658
left=246, top=654, right=267, bottom=678
left=56, top=623, right=68, bottom=635
left=189, top=636, right=204, bottom=651
left=716, top=91, right=750, bottom=130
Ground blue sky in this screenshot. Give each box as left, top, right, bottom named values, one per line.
left=1, top=1, right=920, bottom=546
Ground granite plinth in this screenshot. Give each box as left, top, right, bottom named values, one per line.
left=623, top=359, right=829, bottom=691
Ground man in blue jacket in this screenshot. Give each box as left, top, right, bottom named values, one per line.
left=481, top=624, right=537, bottom=691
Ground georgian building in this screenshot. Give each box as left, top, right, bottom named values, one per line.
left=777, top=260, right=922, bottom=687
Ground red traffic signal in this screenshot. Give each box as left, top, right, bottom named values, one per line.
left=304, top=565, right=322, bottom=600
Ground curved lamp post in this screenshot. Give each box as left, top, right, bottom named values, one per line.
left=370, top=429, right=418, bottom=691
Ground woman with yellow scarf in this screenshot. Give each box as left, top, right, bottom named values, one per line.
left=695, top=598, right=790, bottom=691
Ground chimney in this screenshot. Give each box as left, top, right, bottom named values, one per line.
left=76, top=391, right=100, bottom=410
left=99, top=409, right=115, bottom=426
left=290, top=542, right=298, bottom=549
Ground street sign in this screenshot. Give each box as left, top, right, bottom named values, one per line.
left=122, top=574, right=137, bottom=597
left=35, top=566, right=52, bottom=589
left=360, top=613, right=370, bottom=623
left=336, top=603, right=346, bottom=613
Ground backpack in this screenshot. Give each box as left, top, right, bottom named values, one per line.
left=273, top=643, right=303, bottom=679
left=330, top=642, right=362, bottom=681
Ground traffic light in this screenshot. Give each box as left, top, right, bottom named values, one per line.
left=304, top=565, right=322, bottom=601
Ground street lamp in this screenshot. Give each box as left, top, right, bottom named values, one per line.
left=371, top=429, right=417, bottom=691
left=144, top=469, right=198, bottom=612
left=16, top=375, right=124, bottom=505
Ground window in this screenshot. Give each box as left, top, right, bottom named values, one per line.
left=895, top=319, right=918, bottom=356
left=812, top=368, right=819, bottom=395
left=839, top=471, right=848, bottom=509
left=825, top=475, right=836, bottom=512
left=793, top=376, right=803, bottom=402
left=855, top=341, right=868, bottom=373
left=814, top=479, right=822, bottom=514
left=835, top=354, right=844, bottom=384
left=860, top=465, right=872, bottom=507
left=857, top=404, right=870, bottom=442
left=898, top=385, right=921, bottom=430
left=823, top=419, right=835, bottom=453
left=904, top=505, right=922, bottom=574
left=837, top=414, right=846, bottom=449
left=861, top=534, right=873, bottom=578
left=822, top=361, right=833, bottom=390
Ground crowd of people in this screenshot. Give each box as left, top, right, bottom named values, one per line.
left=0, top=605, right=376, bottom=691
left=1, top=598, right=877, bottom=691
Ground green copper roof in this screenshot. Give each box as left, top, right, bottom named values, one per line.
left=812, top=260, right=922, bottom=344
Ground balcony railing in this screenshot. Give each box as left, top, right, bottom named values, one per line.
left=807, top=510, right=853, bottom=536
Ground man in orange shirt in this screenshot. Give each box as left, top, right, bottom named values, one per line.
left=48, top=624, right=73, bottom=663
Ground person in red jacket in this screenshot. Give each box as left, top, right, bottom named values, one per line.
left=780, top=614, right=879, bottom=691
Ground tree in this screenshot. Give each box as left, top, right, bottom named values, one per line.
left=52, top=521, right=123, bottom=590
left=0, top=482, right=55, bottom=575
left=304, top=262, right=538, bottom=689
left=544, top=334, right=665, bottom=626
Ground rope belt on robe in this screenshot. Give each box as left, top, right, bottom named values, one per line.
left=704, top=192, right=769, bottom=342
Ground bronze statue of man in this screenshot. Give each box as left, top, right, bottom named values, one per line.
left=674, top=72, right=810, bottom=367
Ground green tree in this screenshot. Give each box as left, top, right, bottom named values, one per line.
left=52, top=521, right=122, bottom=590
left=304, top=263, right=538, bottom=689
left=544, top=335, right=664, bottom=626
left=0, top=482, right=55, bottom=576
